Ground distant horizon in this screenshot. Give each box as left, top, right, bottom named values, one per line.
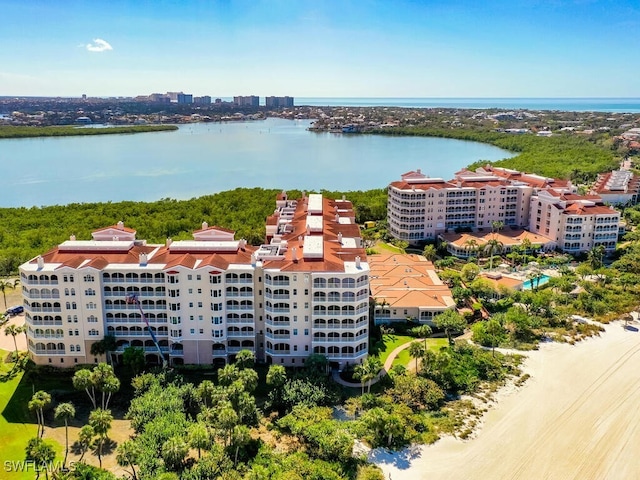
left=2, top=95, right=640, bottom=100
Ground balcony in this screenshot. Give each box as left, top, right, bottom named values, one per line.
left=29, top=347, right=65, bottom=355
left=265, top=348, right=292, bottom=356
left=265, top=333, right=290, bottom=340
left=227, top=332, right=255, bottom=338
left=23, top=280, right=59, bottom=286
left=31, top=334, right=64, bottom=339
left=265, top=319, right=290, bottom=326
left=111, top=331, right=168, bottom=337
left=313, top=321, right=368, bottom=330
left=22, top=292, right=60, bottom=300
left=265, top=293, right=290, bottom=300
left=106, top=318, right=166, bottom=324
left=325, top=351, right=367, bottom=359
left=27, top=319, right=63, bottom=326
left=312, top=334, right=368, bottom=343
left=228, top=346, right=255, bottom=354
left=227, top=318, right=254, bottom=325
left=26, top=306, right=62, bottom=313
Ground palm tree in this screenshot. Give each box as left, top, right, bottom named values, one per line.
left=231, top=425, right=251, bottom=464
left=484, top=238, right=504, bottom=271
left=422, top=244, right=437, bottom=261
left=25, top=437, right=55, bottom=480
left=408, top=342, right=425, bottom=373
left=434, top=309, right=467, bottom=346
left=234, top=349, right=255, bottom=370
left=116, top=440, right=141, bottom=480
left=88, top=408, right=113, bottom=468
left=491, top=220, right=504, bottom=233
left=412, top=324, right=432, bottom=350
left=362, top=356, right=382, bottom=393
left=188, top=422, right=211, bottom=459
left=161, top=436, right=188, bottom=472
left=4, top=324, right=21, bottom=359
left=0, top=278, right=18, bottom=310
left=353, top=363, right=368, bottom=395
left=54, top=402, right=75, bottom=469
left=29, top=390, right=51, bottom=438
left=464, top=239, right=479, bottom=258
left=77, top=425, right=95, bottom=462
left=588, top=245, right=606, bottom=270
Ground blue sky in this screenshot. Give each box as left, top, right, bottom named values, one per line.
left=1, top=0, right=638, bottom=97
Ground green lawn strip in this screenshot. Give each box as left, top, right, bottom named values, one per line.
left=0, top=354, right=67, bottom=479
left=376, top=242, right=404, bottom=254
left=375, top=334, right=414, bottom=364
left=392, top=338, right=449, bottom=368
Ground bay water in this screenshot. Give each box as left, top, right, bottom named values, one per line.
left=0, top=118, right=513, bottom=208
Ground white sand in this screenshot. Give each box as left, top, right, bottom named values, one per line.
left=371, top=321, right=640, bottom=480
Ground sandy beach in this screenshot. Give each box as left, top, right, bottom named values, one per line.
left=371, top=320, right=640, bottom=480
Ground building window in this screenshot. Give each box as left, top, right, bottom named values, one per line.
left=196, top=275, right=201, bottom=281
left=190, top=329, right=195, bottom=334
left=187, top=275, right=193, bottom=280
left=88, top=329, right=99, bottom=336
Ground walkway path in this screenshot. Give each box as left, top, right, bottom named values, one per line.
left=332, top=338, right=424, bottom=388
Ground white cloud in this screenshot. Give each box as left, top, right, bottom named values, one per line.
left=86, top=38, right=113, bottom=53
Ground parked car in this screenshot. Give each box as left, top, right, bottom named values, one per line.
left=6, top=305, right=24, bottom=316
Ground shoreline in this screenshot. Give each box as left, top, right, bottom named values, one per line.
left=370, top=320, right=640, bottom=480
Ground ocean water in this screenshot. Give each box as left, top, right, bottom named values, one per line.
left=295, top=97, right=640, bottom=113
left=0, top=118, right=513, bottom=208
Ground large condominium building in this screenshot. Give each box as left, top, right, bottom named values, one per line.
left=388, top=166, right=619, bottom=253
left=233, top=96, right=260, bottom=107
left=265, top=96, right=294, bottom=108
left=20, top=193, right=369, bottom=370
left=529, top=190, right=620, bottom=252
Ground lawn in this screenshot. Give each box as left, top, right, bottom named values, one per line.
left=1, top=352, right=38, bottom=480
left=392, top=338, right=449, bottom=368
left=376, top=242, right=405, bottom=254
left=374, top=334, right=414, bottom=364
left=0, top=351, right=67, bottom=480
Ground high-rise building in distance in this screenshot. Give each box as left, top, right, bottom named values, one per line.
left=233, top=96, right=260, bottom=107
left=265, top=96, right=294, bottom=108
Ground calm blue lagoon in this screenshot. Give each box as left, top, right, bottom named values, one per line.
left=1, top=118, right=513, bottom=208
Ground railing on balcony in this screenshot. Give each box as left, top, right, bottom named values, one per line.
left=226, top=332, right=255, bottom=337
left=29, top=347, right=65, bottom=355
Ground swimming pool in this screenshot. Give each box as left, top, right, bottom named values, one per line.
left=522, top=274, right=551, bottom=290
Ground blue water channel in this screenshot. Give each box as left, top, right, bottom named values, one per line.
left=0, top=118, right=513, bottom=207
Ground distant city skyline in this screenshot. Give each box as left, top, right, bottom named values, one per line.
left=1, top=0, right=639, bottom=98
